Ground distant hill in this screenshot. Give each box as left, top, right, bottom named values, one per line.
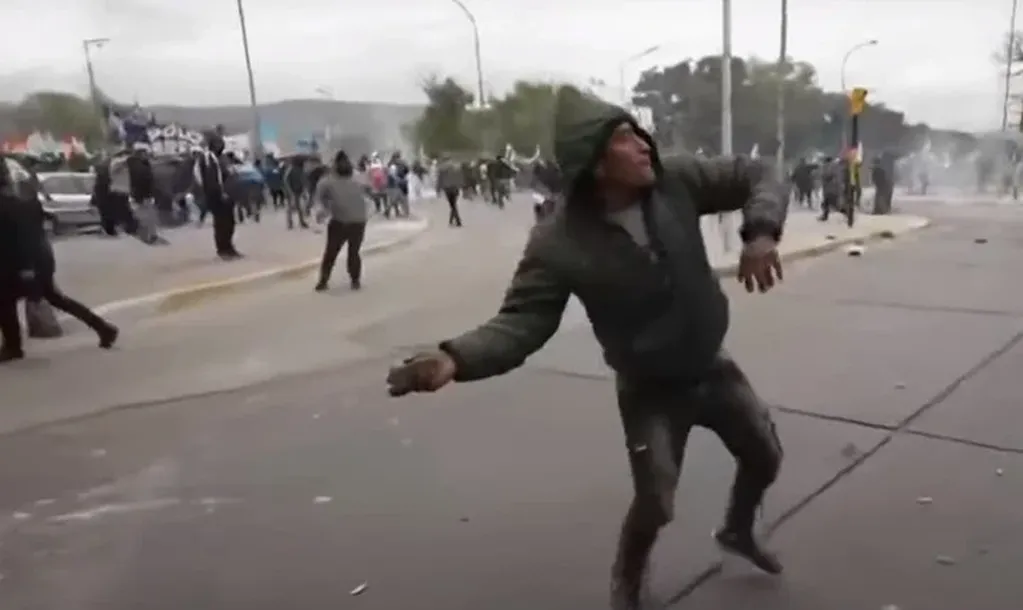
left=145, top=99, right=424, bottom=155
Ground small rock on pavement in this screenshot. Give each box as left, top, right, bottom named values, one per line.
left=313, top=496, right=332, bottom=504
left=350, top=582, right=368, bottom=596
left=840, top=442, right=861, bottom=459
left=974, top=237, right=988, bottom=244
left=894, top=382, right=906, bottom=390
left=916, top=496, right=933, bottom=505
left=996, top=468, right=1005, bottom=476
left=846, top=245, right=865, bottom=256
left=936, top=555, right=956, bottom=566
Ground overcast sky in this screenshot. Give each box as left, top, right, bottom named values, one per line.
left=0, top=0, right=1012, bottom=132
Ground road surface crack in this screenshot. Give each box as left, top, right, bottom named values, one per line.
left=665, top=328, right=1023, bottom=607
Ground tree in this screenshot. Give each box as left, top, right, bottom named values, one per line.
left=412, top=78, right=598, bottom=159
left=631, top=54, right=971, bottom=160
left=11, top=91, right=104, bottom=147
left=411, top=76, right=479, bottom=157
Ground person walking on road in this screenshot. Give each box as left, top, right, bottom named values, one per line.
left=437, top=155, right=463, bottom=227
left=194, top=133, right=242, bottom=260
left=313, top=150, right=369, bottom=292
left=386, top=93, right=787, bottom=610
left=0, top=162, right=118, bottom=362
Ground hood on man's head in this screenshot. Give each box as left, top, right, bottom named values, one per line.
left=552, top=86, right=660, bottom=198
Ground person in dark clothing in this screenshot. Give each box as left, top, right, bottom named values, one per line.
left=126, top=146, right=156, bottom=204
left=436, top=155, right=463, bottom=227
left=0, top=163, right=118, bottom=362
left=194, top=135, right=241, bottom=259
left=818, top=156, right=842, bottom=222
left=790, top=158, right=814, bottom=208
left=284, top=157, right=309, bottom=229
left=313, top=150, right=368, bottom=292
left=91, top=158, right=119, bottom=236
left=386, top=94, right=787, bottom=609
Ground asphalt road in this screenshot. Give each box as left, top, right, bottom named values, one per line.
left=1, top=199, right=1021, bottom=609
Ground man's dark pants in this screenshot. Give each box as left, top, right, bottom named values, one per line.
left=318, top=220, right=367, bottom=285
left=613, top=353, right=782, bottom=577
left=444, top=188, right=462, bottom=226
left=210, top=199, right=237, bottom=256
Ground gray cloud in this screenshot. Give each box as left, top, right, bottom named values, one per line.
left=0, top=0, right=1013, bottom=131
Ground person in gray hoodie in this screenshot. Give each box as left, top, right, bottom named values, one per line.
left=313, top=150, right=369, bottom=292
left=386, top=90, right=787, bottom=609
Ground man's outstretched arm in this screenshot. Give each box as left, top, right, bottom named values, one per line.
left=664, top=153, right=787, bottom=242
left=440, top=230, right=570, bottom=382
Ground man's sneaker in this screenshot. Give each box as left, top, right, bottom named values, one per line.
left=350, top=279, right=362, bottom=291
left=713, top=529, right=783, bottom=574
left=0, top=348, right=25, bottom=363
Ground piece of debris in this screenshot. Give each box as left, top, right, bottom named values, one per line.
left=350, top=582, right=368, bottom=596
left=894, top=382, right=906, bottom=390
left=12, top=512, right=30, bottom=521
left=826, top=234, right=837, bottom=241
left=846, top=244, right=865, bottom=257
left=878, top=230, right=896, bottom=240
left=313, top=496, right=332, bottom=504
left=935, top=555, right=956, bottom=566
left=916, top=496, right=933, bottom=505
left=974, top=237, right=988, bottom=244
left=996, top=468, right=1004, bottom=477
left=459, top=516, right=470, bottom=523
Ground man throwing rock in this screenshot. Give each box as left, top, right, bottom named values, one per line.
left=387, top=90, right=788, bottom=610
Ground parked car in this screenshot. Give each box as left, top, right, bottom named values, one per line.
left=36, top=171, right=101, bottom=234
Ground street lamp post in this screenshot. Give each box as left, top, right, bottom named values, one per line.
left=82, top=37, right=110, bottom=144
left=235, top=0, right=263, bottom=159
left=775, top=0, right=788, bottom=181
left=618, top=45, right=661, bottom=107
left=719, top=0, right=735, bottom=251
left=839, top=39, right=878, bottom=152
left=1002, top=0, right=1020, bottom=130
left=449, top=0, right=485, bottom=109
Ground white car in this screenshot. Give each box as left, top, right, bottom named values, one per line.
left=36, top=171, right=101, bottom=234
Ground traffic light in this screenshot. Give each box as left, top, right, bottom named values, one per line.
left=849, top=87, right=868, bottom=116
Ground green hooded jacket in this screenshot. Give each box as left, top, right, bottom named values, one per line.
left=439, top=91, right=787, bottom=383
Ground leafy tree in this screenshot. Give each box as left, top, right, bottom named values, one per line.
left=632, top=54, right=972, bottom=160
left=12, top=91, right=104, bottom=147
left=411, top=76, right=479, bottom=156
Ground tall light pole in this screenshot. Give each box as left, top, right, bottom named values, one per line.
left=235, top=0, right=262, bottom=158
left=449, top=0, right=485, bottom=108
left=1002, top=0, right=1020, bottom=130
left=82, top=37, right=110, bottom=145
left=618, top=45, right=662, bottom=106
left=719, top=0, right=735, bottom=251
left=775, top=0, right=788, bottom=181
left=840, top=39, right=878, bottom=92
left=839, top=39, right=878, bottom=152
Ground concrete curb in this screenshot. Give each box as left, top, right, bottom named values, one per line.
left=713, top=216, right=931, bottom=277
left=62, top=217, right=430, bottom=328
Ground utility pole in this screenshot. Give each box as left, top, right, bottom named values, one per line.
left=775, top=0, right=788, bottom=181
left=82, top=37, right=110, bottom=147
left=450, top=0, right=485, bottom=108
left=719, top=0, right=735, bottom=251
left=235, top=0, right=263, bottom=158
left=1003, top=0, right=1020, bottom=130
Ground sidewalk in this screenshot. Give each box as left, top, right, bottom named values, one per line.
left=702, top=208, right=929, bottom=273
left=52, top=209, right=428, bottom=311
